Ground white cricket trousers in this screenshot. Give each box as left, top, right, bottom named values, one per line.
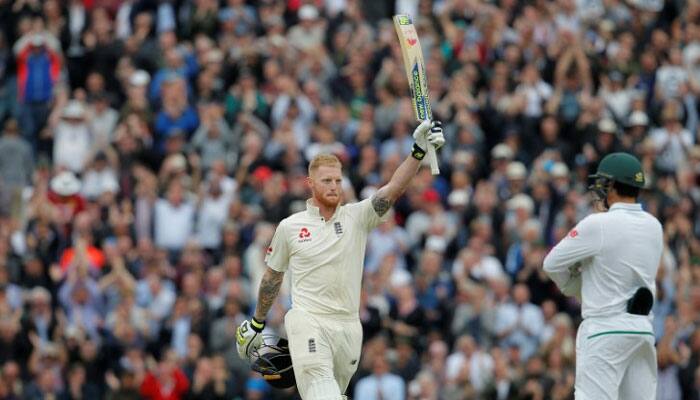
left=575, top=315, right=657, bottom=400
left=285, top=308, right=363, bottom=400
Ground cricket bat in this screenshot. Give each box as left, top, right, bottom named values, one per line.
left=393, top=14, right=439, bottom=175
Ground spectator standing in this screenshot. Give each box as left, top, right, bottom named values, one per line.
left=14, top=31, right=62, bottom=150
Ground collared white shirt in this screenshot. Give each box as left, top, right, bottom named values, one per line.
left=154, top=199, right=195, bottom=251
left=446, top=350, right=494, bottom=391
left=265, top=198, right=387, bottom=317
left=354, top=372, right=406, bottom=400
left=53, top=122, right=92, bottom=173
left=544, top=203, right=662, bottom=320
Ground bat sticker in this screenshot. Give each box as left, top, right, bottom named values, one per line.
left=397, top=15, right=411, bottom=25
left=411, top=63, right=429, bottom=120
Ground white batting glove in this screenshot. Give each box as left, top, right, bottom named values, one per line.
left=412, top=120, right=445, bottom=156
left=236, top=318, right=265, bottom=359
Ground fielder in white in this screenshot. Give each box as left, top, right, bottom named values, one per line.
left=543, top=152, right=663, bottom=400
left=236, top=120, right=445, bottom=399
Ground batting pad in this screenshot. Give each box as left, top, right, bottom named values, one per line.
left=304, top=377, right=343, bottom=400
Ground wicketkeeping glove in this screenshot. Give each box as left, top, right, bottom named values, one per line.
left=236, top=317, right=265, bottom=359
left=412, top=120, right=445, bottom=160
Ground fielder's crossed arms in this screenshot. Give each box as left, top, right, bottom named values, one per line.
left=543, top=152, right=663, bottom=400
left=236, top=120, right=445, bottom=400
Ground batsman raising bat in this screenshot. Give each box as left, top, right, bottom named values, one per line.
left=236, top=120, right=444, bottom=399
left=543, top=152, right=663, bottom=400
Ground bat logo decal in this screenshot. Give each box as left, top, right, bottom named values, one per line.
left=411, top=64, right=430, bottom=120
left=407, top=38, right=417, bottom=46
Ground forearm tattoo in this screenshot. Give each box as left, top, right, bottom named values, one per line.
left=255, top=269, right=284, bottom=320
left=372, top=195, right=392, bottom=217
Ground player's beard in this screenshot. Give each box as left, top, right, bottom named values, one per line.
left=314, top=190, right=341, bottom=209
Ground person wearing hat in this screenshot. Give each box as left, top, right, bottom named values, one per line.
left=622, top=110, right=649, bottom=154
left=120, top=70, right=154, bottom=123
left=581, top=118, right=621, bottom=166
left=47, top=171, right=86, bottom=236
left=544, top=152, right=662, bottom=400
left=489, top=143, right=514, bottom=183
left=550, top=162, right=571, bottom=195
left=52, top=100, right=93, bottom=173
left=501, top=161, right=527, bottom=200
left=287, top=5, right=324, bottom=51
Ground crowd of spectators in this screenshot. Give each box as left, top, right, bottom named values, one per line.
left=0, top=0, right=699, bottom=399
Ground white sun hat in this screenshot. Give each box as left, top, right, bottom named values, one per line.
left=50, top=171, right=81, bottom=196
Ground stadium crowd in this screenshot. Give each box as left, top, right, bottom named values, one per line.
left=0, top=0, right=699, bottom=399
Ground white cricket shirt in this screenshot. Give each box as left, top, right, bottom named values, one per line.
left=543, top=203, right=663, bottom=320
left=265, top=198, right=387, bottom=318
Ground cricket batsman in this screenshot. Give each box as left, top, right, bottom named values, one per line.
left=236, top=120, right=445, bottom=399
left=543, top=152, right=663, bottom=400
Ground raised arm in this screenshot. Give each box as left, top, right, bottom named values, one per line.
left=371, top=120, right=445, bottom=216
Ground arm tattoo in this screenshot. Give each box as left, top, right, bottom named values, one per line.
left=371, top=195, right=392, bottom=217
left=254, top=268, right=284, bottom=320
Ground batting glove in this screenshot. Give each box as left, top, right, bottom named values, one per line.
left=236, top=317, right=265, bottom=360
left=412, top=120, right=445, bottom=160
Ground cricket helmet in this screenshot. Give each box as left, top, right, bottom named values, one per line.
left=250, top=334, right=296, bottom=389
left=589, top=152, right=645, bottom=197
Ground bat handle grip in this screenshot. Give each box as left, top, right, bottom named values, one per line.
left=427, top=143, right=440, bottom=175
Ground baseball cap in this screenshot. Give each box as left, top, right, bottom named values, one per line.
left=507, top=194, right=534, bottom=213
left=425, top=235, right=447, bottom=253
left=50, top=171, right=81, bottom=196
left=491, top=143, right=514, bottom=160
left=62, top=101, right=86, bottom=119
left=166, top=154, right=187, bottom=171
left=206, top=49, right=224, bottom=63
left=627, top=111, right=649, bottom=127
left=506, top=161, right=527, bottom=180
left=598, top=118, right=617, bottom=133
left=129, top=70, right=150, bottom=87
left=550, top=162, right=569, bottom=178
left=298, top=5, right=319, bottom=20
left=447, top=189, right=470, bottom=207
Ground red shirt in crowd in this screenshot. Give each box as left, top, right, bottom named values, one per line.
left=47, top=191, right=86, bottom=223
left=140, top=368, right=189, bottom=400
